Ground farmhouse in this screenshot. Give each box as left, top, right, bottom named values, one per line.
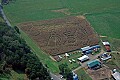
left=87, top=60, right=101, bottom=69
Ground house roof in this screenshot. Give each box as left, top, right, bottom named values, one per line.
left=87, top=60, right=100, bottom=68
left=112, top=72, right=120, bottom=80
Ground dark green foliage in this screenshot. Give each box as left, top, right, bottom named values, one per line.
left=14, top=26, right=20, bottom=34
left=0, top=25, right=51, bottom=80
left=59, top=63, right=73, bottom=80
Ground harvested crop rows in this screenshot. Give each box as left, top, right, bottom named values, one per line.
left=19, top=17, right=99, bottom=55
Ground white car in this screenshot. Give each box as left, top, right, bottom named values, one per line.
left=58, top=55, right=62, bottom=59
left=69, top=60, right=72, bottom=63
left=72, top=59, right=76, bottom=62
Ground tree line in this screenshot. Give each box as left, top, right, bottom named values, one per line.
left=0, top=24, right=51, bottom=80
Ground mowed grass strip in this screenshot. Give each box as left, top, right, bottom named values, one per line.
left=20, top=30, right=60, bottom=73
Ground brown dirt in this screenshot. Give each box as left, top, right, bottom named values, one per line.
left=18, top=17, right=99, bottom=55
left=87, top=67, right=112, bottom=80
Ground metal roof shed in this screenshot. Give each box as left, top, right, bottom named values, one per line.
left=102, top=42, right=110, bottom=46
left=91, top=45, right=101, bottom=49
left=81, top=46, right=91, bottom=52
left=87, top=60, right=101, bottom=68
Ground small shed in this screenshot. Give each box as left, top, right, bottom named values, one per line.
left=112, top=72, right=120, bottom=80
left=65, top=53, right=69, bottom=57
left=105, top=45, right=111, bottom=52
left=102, top=42, right=110, bottom=46
left=87, top=60, right=101, bottom=69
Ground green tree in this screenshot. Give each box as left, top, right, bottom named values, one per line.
left=14, top=26, right=20, bottom=34
left=59, top=63, right=73, bottom=80
left=0, top=23, right=51, bottom=80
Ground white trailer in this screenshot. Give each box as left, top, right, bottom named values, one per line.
left=77, top=55, right=89, bottom=62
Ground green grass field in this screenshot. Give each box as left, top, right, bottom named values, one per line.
left=4, top=0, right=120, bottom=24
left=3, top=0, right=120, bottom=74
left=86, top=13, right=120, bottom=39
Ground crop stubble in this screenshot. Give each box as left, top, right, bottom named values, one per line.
left=19, top=17, right=99, bottom=55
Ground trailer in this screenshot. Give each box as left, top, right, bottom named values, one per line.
left=77, top=55, right=89, bottom=62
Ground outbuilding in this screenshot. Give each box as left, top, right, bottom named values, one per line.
left=81, top=46, right=91, bottom=52
left=77, top=55, right=89, bottom=62
left=65, top=53, right=69, bottom=57
left=102, top=42, right=110, bottom=46
left=84, top=50, right=92, bottom=54
left=91, top=45, right=101, bottom=49
left=87, top=60, right=101, bottom=69
left=100, top=53, right=111, bottom=61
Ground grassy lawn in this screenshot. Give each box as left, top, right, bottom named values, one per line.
left=9, top=70, right=26, bottom=80
left=58, top=51, right=82, bottom=70
left=75, top=68, right=92, bottom=80
left=0, top=74, right=10, bottom=80
left=0, top=70, right=26, bottom=80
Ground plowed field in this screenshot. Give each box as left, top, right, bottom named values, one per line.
left=19, top=17, right=99, bottom=55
